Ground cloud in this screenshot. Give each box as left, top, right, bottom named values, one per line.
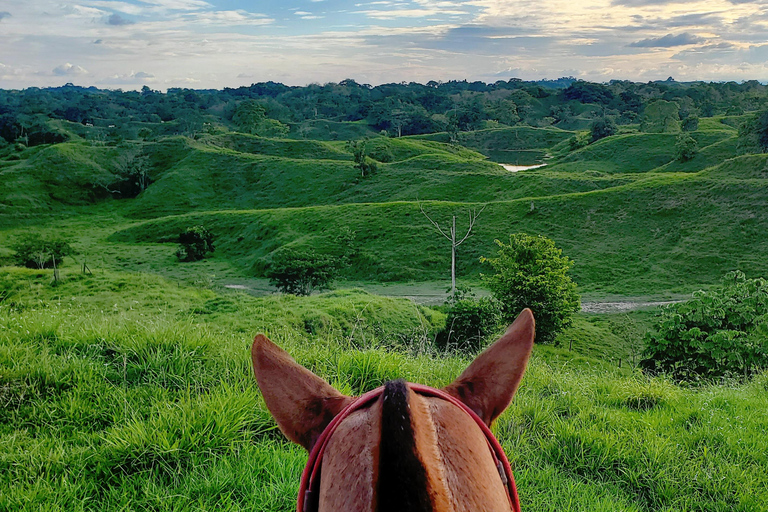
left=0, top=11, right=10, bottom=21
left=107, top=13, right=133, bottom=25
left=611, top=0, right=699, bottom=5
left=53, top=63, right=88, bottom=76
left=99, top=70, right=156, bottom=84
left=177, top=10, right=273, bottom=26
left=629, top=32, right=705, bottom=47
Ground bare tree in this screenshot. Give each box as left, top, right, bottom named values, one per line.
left=420, top=203, right=485, bottom=295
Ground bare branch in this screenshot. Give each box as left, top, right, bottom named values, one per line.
left=419, top=203, right=452, bottom=241
left=455, top=204, right=486, bottom=246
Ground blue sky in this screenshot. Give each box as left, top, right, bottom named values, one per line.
left=1, top=0, right=768, bottom=89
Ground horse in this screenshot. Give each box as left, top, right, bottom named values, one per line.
left=251, top=308, right=535, bottom=512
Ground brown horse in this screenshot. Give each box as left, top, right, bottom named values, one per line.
left=251, top=308, right=535, bottom=512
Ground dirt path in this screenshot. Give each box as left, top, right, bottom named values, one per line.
left=580, top=300, right=681, bottom=313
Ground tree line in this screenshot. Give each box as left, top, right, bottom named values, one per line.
left=3, top=78, right=768, bottom=146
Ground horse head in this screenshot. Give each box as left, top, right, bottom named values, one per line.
left=251, top=308, right=535, bottom=512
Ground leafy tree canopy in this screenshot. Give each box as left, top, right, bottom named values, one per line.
left=481, top=234, right=581, bottom=343
left=176, top=225, right=215, bottom=262
left=641, top=271, right=768, bottom=381
left=267, top=248, right=338, bottom=296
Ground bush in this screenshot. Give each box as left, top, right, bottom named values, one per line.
left=641, top=271, right=768, bottom=381
left=176, top=226, right=215, bottom=262
left=681, top=116, right=699, bottom=132
left=589, top=118, right=617, bottom=143
left=675, top=133, right=698, bottom=162
left=267, top=248, right=338, bottom=296
left=12, top=235, right=73, bottom=269
left=435, top=289, right=502, bottom=353
left=481, top=234, right=581, bottom=343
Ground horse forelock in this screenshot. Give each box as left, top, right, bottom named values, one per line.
left=318, top=381, right=510, bottom=512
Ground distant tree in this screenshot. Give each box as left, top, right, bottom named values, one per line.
left=675, top=133, right=698, bottom=162
left=641, top=100, right=680, bottom=133
left=12, top=235, right=73, bottom=269
left=348, top=138, right=378, bottom=177
left=738, top=110, right=768, bottom=154
left=563, top=81, right=614, bottom=105
left=481, top=234, right=581, bottom=343
left=681, top=115, right=699, bottom=132
left=232, top=100, right=289, bottom=137
left=176, top=226, right=215, bottom=261
left=590, top=117, right=617, bottom=143
left=420, top=204, right=485, bottom=295
left=267, top=248, right=338, bottom=296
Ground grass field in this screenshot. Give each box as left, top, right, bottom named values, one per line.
left=2, top=116, right=768, bottom=510
left=1, top=269, right=766, bottom=511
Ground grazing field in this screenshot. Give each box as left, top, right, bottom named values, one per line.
left=1, top=269, right=766, bottom=511
left=2, top=104, right=768, bottom=511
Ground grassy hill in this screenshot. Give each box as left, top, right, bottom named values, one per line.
left=1, top=268, right=766, bottom=511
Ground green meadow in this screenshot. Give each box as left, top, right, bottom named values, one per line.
left=2, top=109, right=768, bottom=510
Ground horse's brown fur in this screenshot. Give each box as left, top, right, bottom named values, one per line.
left=251, top=308, right=535, bottom=511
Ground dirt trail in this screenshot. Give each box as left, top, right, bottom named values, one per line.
left=581, top=300, right=681, bottom=313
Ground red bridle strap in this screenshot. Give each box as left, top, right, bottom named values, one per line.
left=296, top=383, right=521, bottom=512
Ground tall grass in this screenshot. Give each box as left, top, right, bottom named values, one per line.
left=1, top=270, right=766, bottom=511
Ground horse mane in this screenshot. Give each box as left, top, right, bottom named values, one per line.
left=378, top=379, right=434, bottom=512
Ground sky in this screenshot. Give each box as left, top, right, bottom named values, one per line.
left=1, top=0, right=768, bottom=90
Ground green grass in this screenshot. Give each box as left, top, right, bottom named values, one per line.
left=1, top=269, right=766, bottom=511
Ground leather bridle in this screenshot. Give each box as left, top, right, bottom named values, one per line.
left=297, top=383, right=522, bottom=512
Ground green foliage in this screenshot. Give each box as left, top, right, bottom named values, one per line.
left=11, top=234, right=73, bottom=269
left=681, top=115, right=699, bottom=132
left=176, top=225, right=215, bottom=262
left=267, top=248, right=338, bottom=295
left=675, top=133, right=698, bottom=162
left=642, top=271, right=768, bottom=381
left=482, top=234, right=581, bottom=343
left=232, top=100, right=289, bottom=137
left=589, top=118, right=617, bottom=143
left=568, top=132, right=589, bottom=151
left=737, top=110, right=768, bottom=154
left=348, top=138, right=378, bottom=176
left=641, top=100, right=680, bottom=133
left=435, top=288, right=502, bottom=353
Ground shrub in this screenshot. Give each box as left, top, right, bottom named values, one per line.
left=675, top=133, right=698, bottom=162
left=176, top=226, right=215, bottom=262
left=436, top=289, right=502, bottom=353
left=267, top=248, right=338, bottom=296
left=589, top=118, right=617, bottom=143
left=481, top=234, right=581, bottom=343
left=12, top=235, right=73, bottom=269
left=681, top=115, right=699, bottom=132
left=641, top=271, right=768, bottom=381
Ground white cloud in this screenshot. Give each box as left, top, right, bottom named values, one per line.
left=52, top=63, right=88, bottom=76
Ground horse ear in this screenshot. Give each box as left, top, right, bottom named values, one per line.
left=251, top=334, right=353, bottom=451
left=443, top=308, right=535, bottom=426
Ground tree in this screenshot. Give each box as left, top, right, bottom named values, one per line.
left=12, top=235, right=73, bottom=269
left=232, top=99, right=289, bottom=137
left=590, top=117, right=617, bottom=143
left=348, top=139, right=378, bottom=177
left=176, top=226, right=215, bottom=261
left=641, top=271, right=768, bottom=381
left=675, top=133, right=698, bottom=162
left=420, top=204, right=485, bottom=295
left=737, top=110, right=768, bottom=154
left=481, top=234, right=581, bottom=343
left=641, top=100, right=680, bottom=133
left=267, top=248, right=338, bottom=296
left=681, top=115, right=699, bottom=132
